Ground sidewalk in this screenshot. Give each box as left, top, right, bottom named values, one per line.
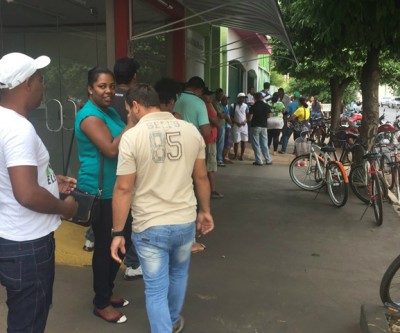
left=2, top=137, right=399, bottom=333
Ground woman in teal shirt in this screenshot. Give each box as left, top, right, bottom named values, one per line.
left=75, top=67, right=134, bottom=324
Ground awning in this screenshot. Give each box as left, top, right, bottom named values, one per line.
left=131, top=0, right=296, bottom=63
left=179, top=0, right=296, bottom=62
left=234, top=29, right=272, bottom=55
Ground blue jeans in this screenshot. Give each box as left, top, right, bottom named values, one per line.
left=0, top=233, right=55, bottom=333
left=217, top=127, right=225, bottom=162
left=250, top=127, right=272, bottom=164
left=133, top=222, right=195, bottom=333
left=281, top=124, right=293, bottom=152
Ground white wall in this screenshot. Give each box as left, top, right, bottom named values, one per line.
left=226, top=29, right=259, bottom=92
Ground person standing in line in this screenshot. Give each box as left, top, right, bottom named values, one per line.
left=202, top=87, right=224, bottom=199
left=279, top=91, right=301, bottom=154
left=248, top=92, right=273, bottom=165
left=0, top=52, right=78, bottom=333
left=268, top=92, right=285, bottom=156
left=221, top=95, right=234, bottom=164
left=173, top=76, right=212, bottom=254
left=231, top=92, right=249, bottom=160
left=111, top=57, right=143, bottom=281
left=75, top=67, right=135, bottom=323
left=246, top=87, right=255, bottom=106
left=278, top=87, right=291, bottom=107
left=212, top=88, right=228, bottom=167
left=111, top=84, right=214, bottom=333
left=154, top=77, right=183, bottom=119
left=260, top=82, right=272, bottom=103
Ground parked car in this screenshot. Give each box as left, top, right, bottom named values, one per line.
left=391, top=97, right=400, bottom=109
left=380, top=96, right=393, bottom=107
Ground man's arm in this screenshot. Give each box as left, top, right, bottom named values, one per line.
left=110, top=173, right=136, bottom=263
left=192, top=159, right=214, bottom=236
left=200, top=124, right=212, bottom=140
left=8, top=166, right=78, bottom=218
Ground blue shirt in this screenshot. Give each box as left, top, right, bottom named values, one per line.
left=75, top=100, right=125, bottom=199
left=286, top=100, right=299, bottom=116
left=222, top=104, right=231, bottom=128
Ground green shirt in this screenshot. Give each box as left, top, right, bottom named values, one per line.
left=271, top=101, right=285, bottom=119
left=212, top=98, right=225, bottom=128
left=75, top=100, right=125, bottom=199
left=173, top=91, right=209, bottom=131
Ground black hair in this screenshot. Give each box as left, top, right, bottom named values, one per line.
left=299, top=97, right=308, bottom=108
left=215, top=88, right=223, bottom=94
left=263, top=82, right=270, bottom=89
left=113, top=57, right=140, bottom=85
left=125, top=83, right=160, bottom=109
left=254, top=92, right=263, bottom=101
left=88, top=67, right=114, bottom=87
left=272, top=92, right=280, bottom=103
left=186, top=76, right=205, bottom=89
left=154, top=77, right=182, bottom=105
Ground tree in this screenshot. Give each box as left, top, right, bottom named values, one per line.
left=278, top=0, right=400, bottom=149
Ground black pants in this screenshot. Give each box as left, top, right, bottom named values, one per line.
left=91, top=199, right=131, bottom=309
left=268, top=129, right=281, bottom=152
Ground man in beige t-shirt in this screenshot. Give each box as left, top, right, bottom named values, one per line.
left=110, top=84, right=214, bottom=333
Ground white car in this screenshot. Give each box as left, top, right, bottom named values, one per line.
left=380, top=96, right=393, bottom=107
left=391, top=97, right=400, bottom=109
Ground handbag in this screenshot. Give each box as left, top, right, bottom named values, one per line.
left=62, top=129, right=103, bottom=227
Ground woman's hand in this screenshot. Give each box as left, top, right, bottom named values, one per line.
left=57, top=175, right=77, bottom=194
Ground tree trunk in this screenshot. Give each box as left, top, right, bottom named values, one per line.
left=360, top=47, right=380, bottom=151
left=330, top=77, right=353, bottom=131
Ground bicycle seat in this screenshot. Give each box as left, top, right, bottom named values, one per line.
left=321, top=146, right=336, bottom=153
left=362, top=152, right=381, bottom=160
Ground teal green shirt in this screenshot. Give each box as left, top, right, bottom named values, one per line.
left=173, top=91, right=209, bottom=131
left=75, top=100, right=125, bottom=199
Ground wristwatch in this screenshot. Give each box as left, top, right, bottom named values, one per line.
left=111, top=229, right=125, bottom=237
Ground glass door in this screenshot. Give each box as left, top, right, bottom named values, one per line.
left=0, top=0, right=107, bottom=177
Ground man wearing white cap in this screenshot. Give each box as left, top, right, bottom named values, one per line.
left=231, top=92, right=249, bottom=160
left=0, top=52, right=78, bottom=333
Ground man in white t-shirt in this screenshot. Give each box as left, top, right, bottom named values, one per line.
left=231, top=92, right=249, bottom=160
left=0, top=52, right=78, bottom=333
left=110, top=84, right=214, bottom=333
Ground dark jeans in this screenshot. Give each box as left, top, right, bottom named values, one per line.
left=268, top=129, right=281, bottom=152
left=0, top=233, right=55, bottom=333
left=281, top=124, right=293, bottom=152
left=123, top=213, right=140, bottom=269
left=91, top=199, right=131, bottom=309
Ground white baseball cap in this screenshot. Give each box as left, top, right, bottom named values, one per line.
left=237, top=92, right=246, bottom=98
left=0, top=52, right=51, bottom=89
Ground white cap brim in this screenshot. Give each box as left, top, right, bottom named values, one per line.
left=35, top=56, right=51, bottom=69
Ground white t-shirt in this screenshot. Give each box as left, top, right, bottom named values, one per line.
left=232, top=103, right=249, bottom=123
left=117, top=112, right=206, bottom=233
left=246, top=94, right=255, bottom=105
left=0, top=107, right=60, bottom=241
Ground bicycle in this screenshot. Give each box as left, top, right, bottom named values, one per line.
left=380, top=254, right=400, bottom=308
left=349, top=152, right=384, bottom=226
left=289, top=141, right=349, bottom=207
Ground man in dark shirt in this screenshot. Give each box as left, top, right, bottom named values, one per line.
left=248, top=92, right=273, bottom=165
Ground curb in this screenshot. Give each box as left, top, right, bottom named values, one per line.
left=360, top=304, right=390, bottom=333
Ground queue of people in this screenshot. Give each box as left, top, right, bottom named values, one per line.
left=0, top=51, right=315, bottom=333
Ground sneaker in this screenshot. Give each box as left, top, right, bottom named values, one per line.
left=211, top=191, right=224, bottom=199
left=124, top=266, right=143, bottom=281
left=278, top=151, right=285, bottom=154
left=217, top=161, right=226, bottom=167
left=266, top=161, right=273, bottom=165
left=295, top=161, right=301, bottom=167
left=173, top=316, right=185, bottom=333
left=83, top=240, right=94, bottom=252
left=300, top=161, right=308, bottom=167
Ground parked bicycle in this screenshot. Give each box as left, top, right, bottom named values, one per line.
left=380, top=254, right=400, bottom=308
left=289, top=140, right=349, bottom=207
left=349, top=152, right=384, bottom=226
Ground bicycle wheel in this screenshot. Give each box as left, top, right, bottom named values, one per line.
left=326, top=161, right=348, bottom=207
left=372, top=173, right=383, bottom=226
left=381, top=154, right=394, bottom=190
left=289, top=154, right=324, bottom=191
left=349, top=164, right=370, bottom=204
left=380, top=254, right=400, bottom=305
